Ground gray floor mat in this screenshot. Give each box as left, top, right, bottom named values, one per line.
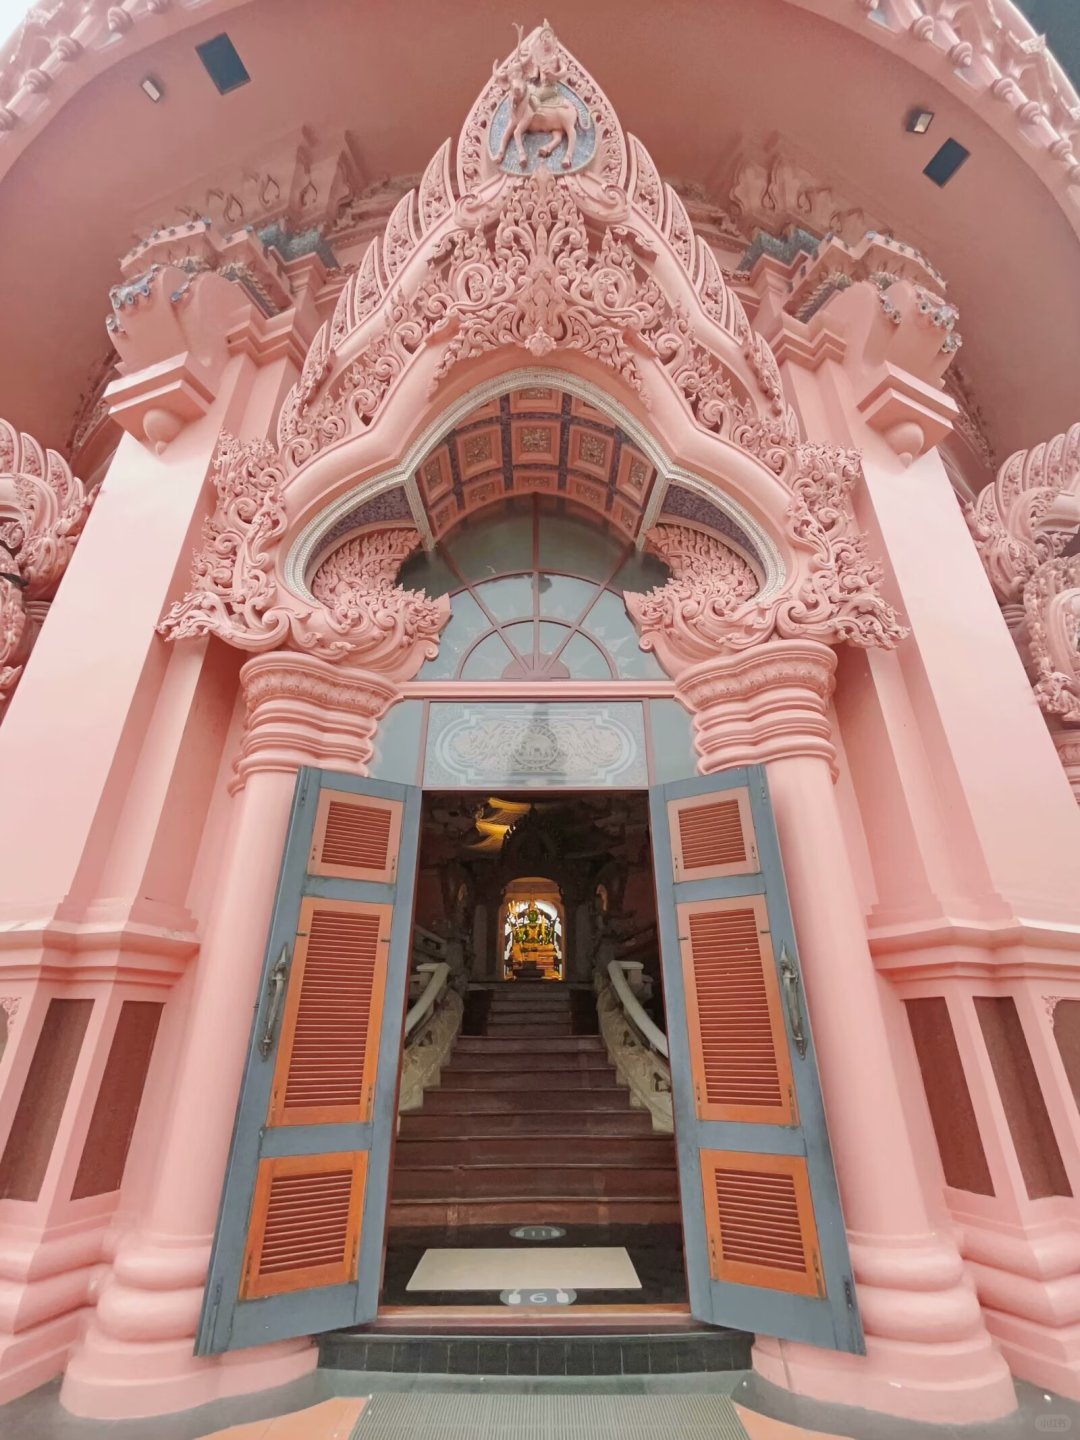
left=350, top=1390, right=749, bottom=1438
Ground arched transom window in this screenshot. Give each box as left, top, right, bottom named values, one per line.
left=400, top=497, right=670, bottom=682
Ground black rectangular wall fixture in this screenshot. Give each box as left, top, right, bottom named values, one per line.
left=196, top=34, right=250, bottom=95
left=924, top=139, right=970, bottom=187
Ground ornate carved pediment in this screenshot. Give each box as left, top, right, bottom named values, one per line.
left=0, top=419, right=97, bottom=714
left=161, top=24, right=903, bottom=676
left=627, top=445, right=906, bottom=674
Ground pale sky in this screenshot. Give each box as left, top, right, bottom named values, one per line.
left=0, top=1, right=30, bottom=46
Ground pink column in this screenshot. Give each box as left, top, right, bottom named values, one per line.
left=60, top=653, right=399, bottom=1420
left=0, top=366, right=257, bottom=1406
left=677, top=639, right=1015, bottom=1424
left=762, top=267, right=1080, bottom=1399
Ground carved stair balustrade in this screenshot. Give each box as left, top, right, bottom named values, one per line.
left=594, top=955, right=673, bottom=1134
left=0, top=419, right=97, bottom=716
left=968, top=422, right=1080, bottom=798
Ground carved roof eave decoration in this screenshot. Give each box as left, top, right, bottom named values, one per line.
left=158, top=24, right=904, bottom=672
left=1, top=1, right=1078, bottom=254
left=969, top=421, right=1080, bottom=730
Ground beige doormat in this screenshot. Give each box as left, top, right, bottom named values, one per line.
left=405, top=1246, right=641, bottom=1292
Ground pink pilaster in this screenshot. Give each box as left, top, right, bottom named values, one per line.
left=772, top=275, right=1080, bottom=1399
left=676, top=640, right=1014, bottom=1423
left=0, top=367, right=258, bottom=1405
left=60, top=653, right=400, bottom=1419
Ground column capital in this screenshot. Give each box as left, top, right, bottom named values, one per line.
left=675, top=639, right=837, bottom=772
left=104, top=223, right=309, bottom=454
left=232, top=651, right=400, bottom=790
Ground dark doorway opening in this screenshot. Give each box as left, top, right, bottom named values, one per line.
left=380, top=789, right=688, bottom=1314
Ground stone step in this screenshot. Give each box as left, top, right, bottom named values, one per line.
left=483, top=1023, right=575, bottom=1038
left=439, top=1050, right=611, bottom=1074
left=420, top=1088, right=634, bottom=1115
left=437, top=1067, right=622, bottom=1091
left=453, top=1037, right=605, bottom=1055
left=393, top=1136, right=675, bottom=1168
left=388, top=1197, right=683, bottom=1227
left=398, top=1110, right=656, bottom=1140
left=392, top=1165, right=680, bottom=1201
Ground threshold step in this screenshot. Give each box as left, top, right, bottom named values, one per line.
left=318, top=1328, right=752, bottom=1375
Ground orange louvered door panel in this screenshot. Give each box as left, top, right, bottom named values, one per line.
left=702, top=1151, right=823, bottom=1297
left=241, top=1153, right=367, bottom=1300
left=198, top=770, right=422, bottom=1356
left=679, top=897, right=796, bottom=1126
left=270, top=899, right=390, bottom=1126
left=670, top=787, right=758, bottom=881
left=652, top=770, right=863, bottom=1354
left=309, top=790, right=402, bottom=882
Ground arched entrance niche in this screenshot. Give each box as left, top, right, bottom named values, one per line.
left=124, top=24, right=1011, bottom=1431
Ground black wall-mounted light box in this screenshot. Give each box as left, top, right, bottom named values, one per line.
left=924, top=138, right=970, bottom=187
left=196, top=34, right=251, bottom=95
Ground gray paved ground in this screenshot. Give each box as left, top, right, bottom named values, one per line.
left=2, top=1369, right=1078, bottom=1439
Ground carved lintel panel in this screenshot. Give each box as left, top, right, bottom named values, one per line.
left=424, top=702, right=648, bottom=789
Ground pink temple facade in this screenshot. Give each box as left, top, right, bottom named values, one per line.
left=1, top=4, right=1080, bottom=1433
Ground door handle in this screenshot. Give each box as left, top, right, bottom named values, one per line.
left=778, top=943, right=808, bottom=1059
left=259, top=945, right=290, bottom=1059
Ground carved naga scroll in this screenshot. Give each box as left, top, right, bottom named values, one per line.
left=968, top=423, right=1080, bottom=736
left=626, top=444, right=906, bottom=676
left=967, top=422, right=1080, bottom=613
left=0, top=419, right=97, bottom=715
left=158, top=433, right=449, bottom=681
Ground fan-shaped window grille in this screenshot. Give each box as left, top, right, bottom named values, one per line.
left=400, top=498, right=670, bottom=682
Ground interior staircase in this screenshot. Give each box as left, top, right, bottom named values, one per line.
left=390, top=983, right=680, bottom=1227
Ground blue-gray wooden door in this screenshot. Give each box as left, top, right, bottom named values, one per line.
left=196, top=767, right=421, bottom=1354
left=650, top=766, right=863, bottom=1353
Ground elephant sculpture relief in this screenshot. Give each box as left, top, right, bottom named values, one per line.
left=493, top=21, right=592, bottom=170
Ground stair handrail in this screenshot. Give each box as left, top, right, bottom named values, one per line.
left=613, top=925, right=657, bottom=962
left=404, top=960, right=451, bottom=1040
left=412, top=924, right=447, bottom=959
left=607, top=959, right=668, bottom=1059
